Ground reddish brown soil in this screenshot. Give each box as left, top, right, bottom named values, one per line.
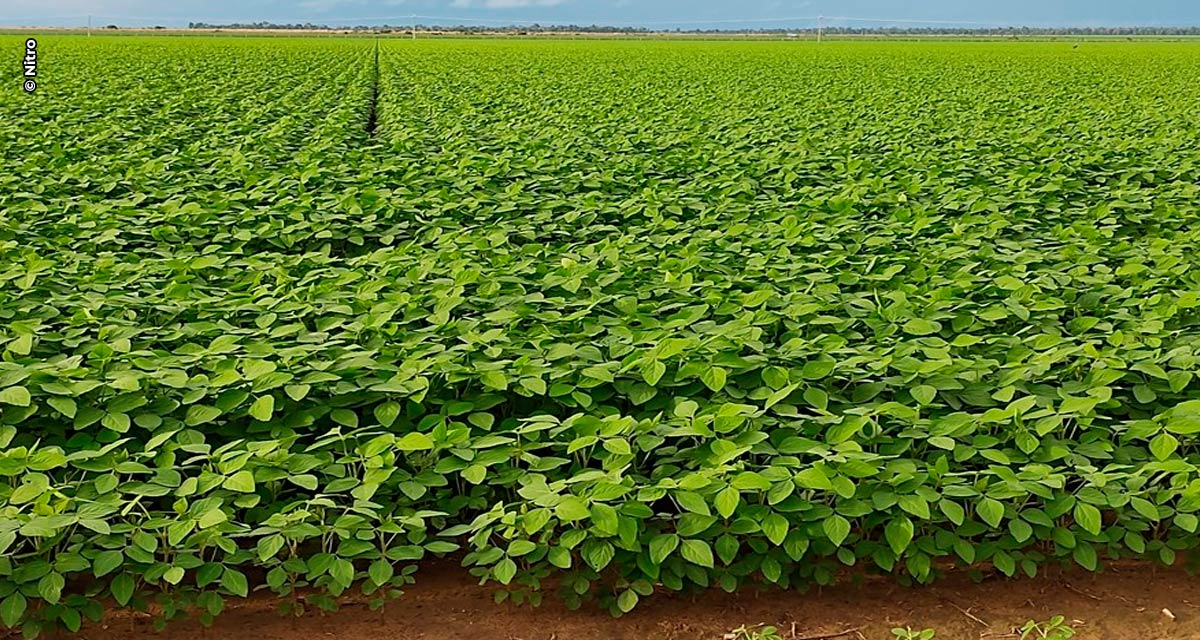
left=73, top=562, right=1200, bottom=640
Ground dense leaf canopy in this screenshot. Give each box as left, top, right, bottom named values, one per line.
left=3, top=36, right=1200, bottom=634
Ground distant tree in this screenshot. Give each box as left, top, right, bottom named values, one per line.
left=182, top=21, right=1200, bottom=36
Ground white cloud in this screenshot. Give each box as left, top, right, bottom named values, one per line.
left=2, top=0, right=132, bottom=14
left=298, top=0, right=365, bottom=11
left=450, top=0, right=566, bottom=8
left=296, top=0, right=410, bottom=10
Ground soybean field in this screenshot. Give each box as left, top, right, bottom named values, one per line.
left=3, top=36, right=1200, bottom=637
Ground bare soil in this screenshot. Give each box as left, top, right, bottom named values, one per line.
left=67, top=561, right=1200, bottom=640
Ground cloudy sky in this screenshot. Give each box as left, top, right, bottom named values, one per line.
left=3, top=0, right=1198, bottom=28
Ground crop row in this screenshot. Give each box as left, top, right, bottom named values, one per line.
left=3, top=37, right=1200, bottom=636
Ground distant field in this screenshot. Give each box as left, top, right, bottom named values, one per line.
left=3, top=36, right=1200, bottom=637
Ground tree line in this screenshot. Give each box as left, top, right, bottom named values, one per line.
left=186, top=22, right=1200, bottom=35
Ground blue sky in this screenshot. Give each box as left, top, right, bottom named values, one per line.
left=4, top=0, right=1199, bottom=28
